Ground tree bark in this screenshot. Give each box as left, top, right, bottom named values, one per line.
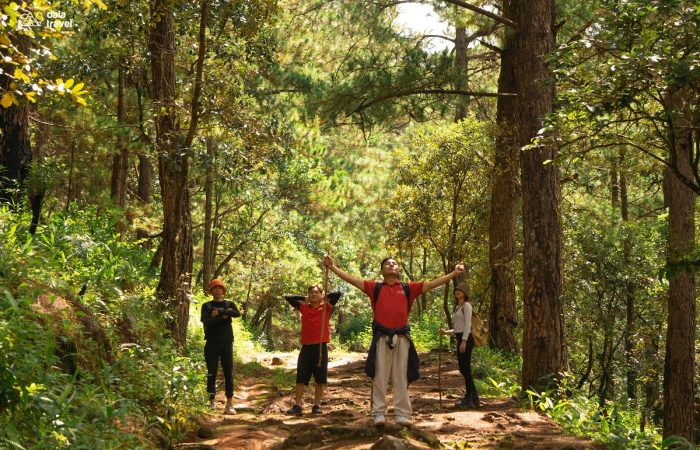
left=620, top=148, right=636, bottom=401
left=662, top=86, right=696, bottom=443
left=0, top=35, right=33, bottom=206
left=488, top=2, right=521, bottom=355
left=202, top=138, right=214, bottom=292
left=503, top=0, right=564, bottom=391
left=137, top=153, right=152, bottom=203
left=454, top=26, right=468, bottom=122
left=136, top=84, right=152, bottom=204
left=149, top=0, right=194, bottom=348
left=110, top=61, right=128, bottom=207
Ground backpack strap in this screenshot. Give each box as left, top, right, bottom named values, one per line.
left=401, top=282, right=412, bottom=312
left=372, top=282, right=384, bottom=308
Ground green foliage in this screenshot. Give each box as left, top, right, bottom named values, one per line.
left=524, top=375, right=662, bottom=449
left=0, top=207, right=210, bottom=448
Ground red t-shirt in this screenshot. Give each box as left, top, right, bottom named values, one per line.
left=299, top=302, right=333, bottom=344
left=363, top=280, right=424, bottom=329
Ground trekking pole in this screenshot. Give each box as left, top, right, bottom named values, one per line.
left=438, top=330, right=443, bottom=409
left=317, top=260, right=329, bottom=368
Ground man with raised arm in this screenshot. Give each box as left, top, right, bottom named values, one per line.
left=323, top=255, right=465, bottom=427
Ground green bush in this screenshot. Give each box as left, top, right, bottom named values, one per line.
left=0, top=207, right=206, bottom=448
left=524, top=375, right=663, bottom=449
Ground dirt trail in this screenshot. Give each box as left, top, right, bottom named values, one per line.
left=183, top=352, right=604, bottom=449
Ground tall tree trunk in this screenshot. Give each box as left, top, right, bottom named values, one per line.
left=640, top=332, right=661, bottom=432
left=137, top=153, right=152, bottom=203
left=454, top=26, right=468, bottom=122
left=488, top=3, right=521, bottom=355
left=202, top=138, right=214, bottom=291
left=620, top=148, right=636, bottom=401
left=0, top=35, right=33, bottom=207
left=110, top=61, right=128, bottom=207
left=610, top=156, right=619, bottom=209
left=662, top=86, right=696, bottom=442
left=136, top=84, right=152, bottom=204
left=504, top=0, right=564, bottom=391
left=150, top=0, right=193, bottom=348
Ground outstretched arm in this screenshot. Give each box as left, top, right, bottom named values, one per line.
left=324, top=255, right=364, bottom=291
left=423, top=262, right=465, bottom=294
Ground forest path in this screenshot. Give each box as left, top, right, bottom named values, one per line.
left=181, top=351, right=603, bottom=449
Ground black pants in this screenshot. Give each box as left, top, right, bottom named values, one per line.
left=455, top=333, right=476, bottom=397
left=296, top=343, right=328, bottom=385
left=204, top=340, right=234, bottom=400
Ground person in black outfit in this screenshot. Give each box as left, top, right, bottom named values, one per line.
left=201, top=278, right=241, bottom=414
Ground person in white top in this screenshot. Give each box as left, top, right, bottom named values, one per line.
left=440, top=282, right=480, bottom=408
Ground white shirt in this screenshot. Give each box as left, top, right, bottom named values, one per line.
left=449, top=302, right=472, bottom=341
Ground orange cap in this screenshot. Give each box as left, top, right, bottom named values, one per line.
left=208, top=278, right=226, bottom=294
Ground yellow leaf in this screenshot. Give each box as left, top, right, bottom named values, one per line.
left=94, top=0, right=107, bottom=9
left=25, top=91, right=36, bottom=102
left=64, top=78, right=74, bottom=89
left=13, top=68, right=29, bottom=83
left=1, top=92, right=13, bottom=108
left=73, top=82, right=84, bottom=92
left=0, top=35, right=10, bottom=47
left=56, top=78, right=63, bottom=85
left=74, top=95, right=86, bottom=106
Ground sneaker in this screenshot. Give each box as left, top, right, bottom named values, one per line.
left=472, top=393, right=481, bottom=407
left=286, top=404, right=302, bottom=415
left=395, top=416, right=413, bottom=426
left=373, top=414, right=385, bottom=426
left=224, top=404, right=236, bottom=415
left=311, top=405, right=322, bottom=414
left=456, top=396, right=475, bottom=408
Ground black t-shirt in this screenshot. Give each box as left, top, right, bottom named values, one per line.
left=201, top=299, right=241, bottom=342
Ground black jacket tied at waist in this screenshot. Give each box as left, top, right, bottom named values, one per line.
left=365, top=321, right=420, bottom=383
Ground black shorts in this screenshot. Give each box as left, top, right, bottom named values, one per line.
left=296, top=343, right=328, bottom=385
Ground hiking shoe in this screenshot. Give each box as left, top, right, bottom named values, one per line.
left=224, top=404, right=236, bottom=415
left=472, top=392, right=481, bottom=407
left=286, top=404, right=302, bottom=415
left=311, top=405, right=322, bottom=414
left=373, top=414, right=385, bottom=426
left=395, top=416, right=413, bottom=426
left=457, top=396, right=475, bottom=408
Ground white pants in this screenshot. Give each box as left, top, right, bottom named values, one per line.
left=371, top=335, right=411, bottom=418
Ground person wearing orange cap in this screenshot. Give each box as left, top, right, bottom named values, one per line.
left=201, top=278, right=241, bottom=414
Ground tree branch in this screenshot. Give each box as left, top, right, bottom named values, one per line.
left=440, top=0, right=516, bottom=28
left=184, top=0, right=209, bottom=148
left=352, top=88, right=515, bottom=114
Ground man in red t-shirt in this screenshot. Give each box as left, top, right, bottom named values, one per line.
left=284, top=285, right=342, bottom=415
left=324, top=255, right=464, bottom=426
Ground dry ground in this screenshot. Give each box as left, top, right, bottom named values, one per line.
left=181, top=351, right=604, bottom=449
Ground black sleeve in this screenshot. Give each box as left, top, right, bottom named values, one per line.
left=284, top=295, right=304, bottom=310
left=327, top=291, right=342, bottom=306
left=201, top=302, right=225, bottom=325
left=221, top=301, right=241, bottom=319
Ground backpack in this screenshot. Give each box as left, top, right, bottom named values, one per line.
left=470, top=310, right=489, bottom=347
left=372, top=282, right=411, bottom=310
